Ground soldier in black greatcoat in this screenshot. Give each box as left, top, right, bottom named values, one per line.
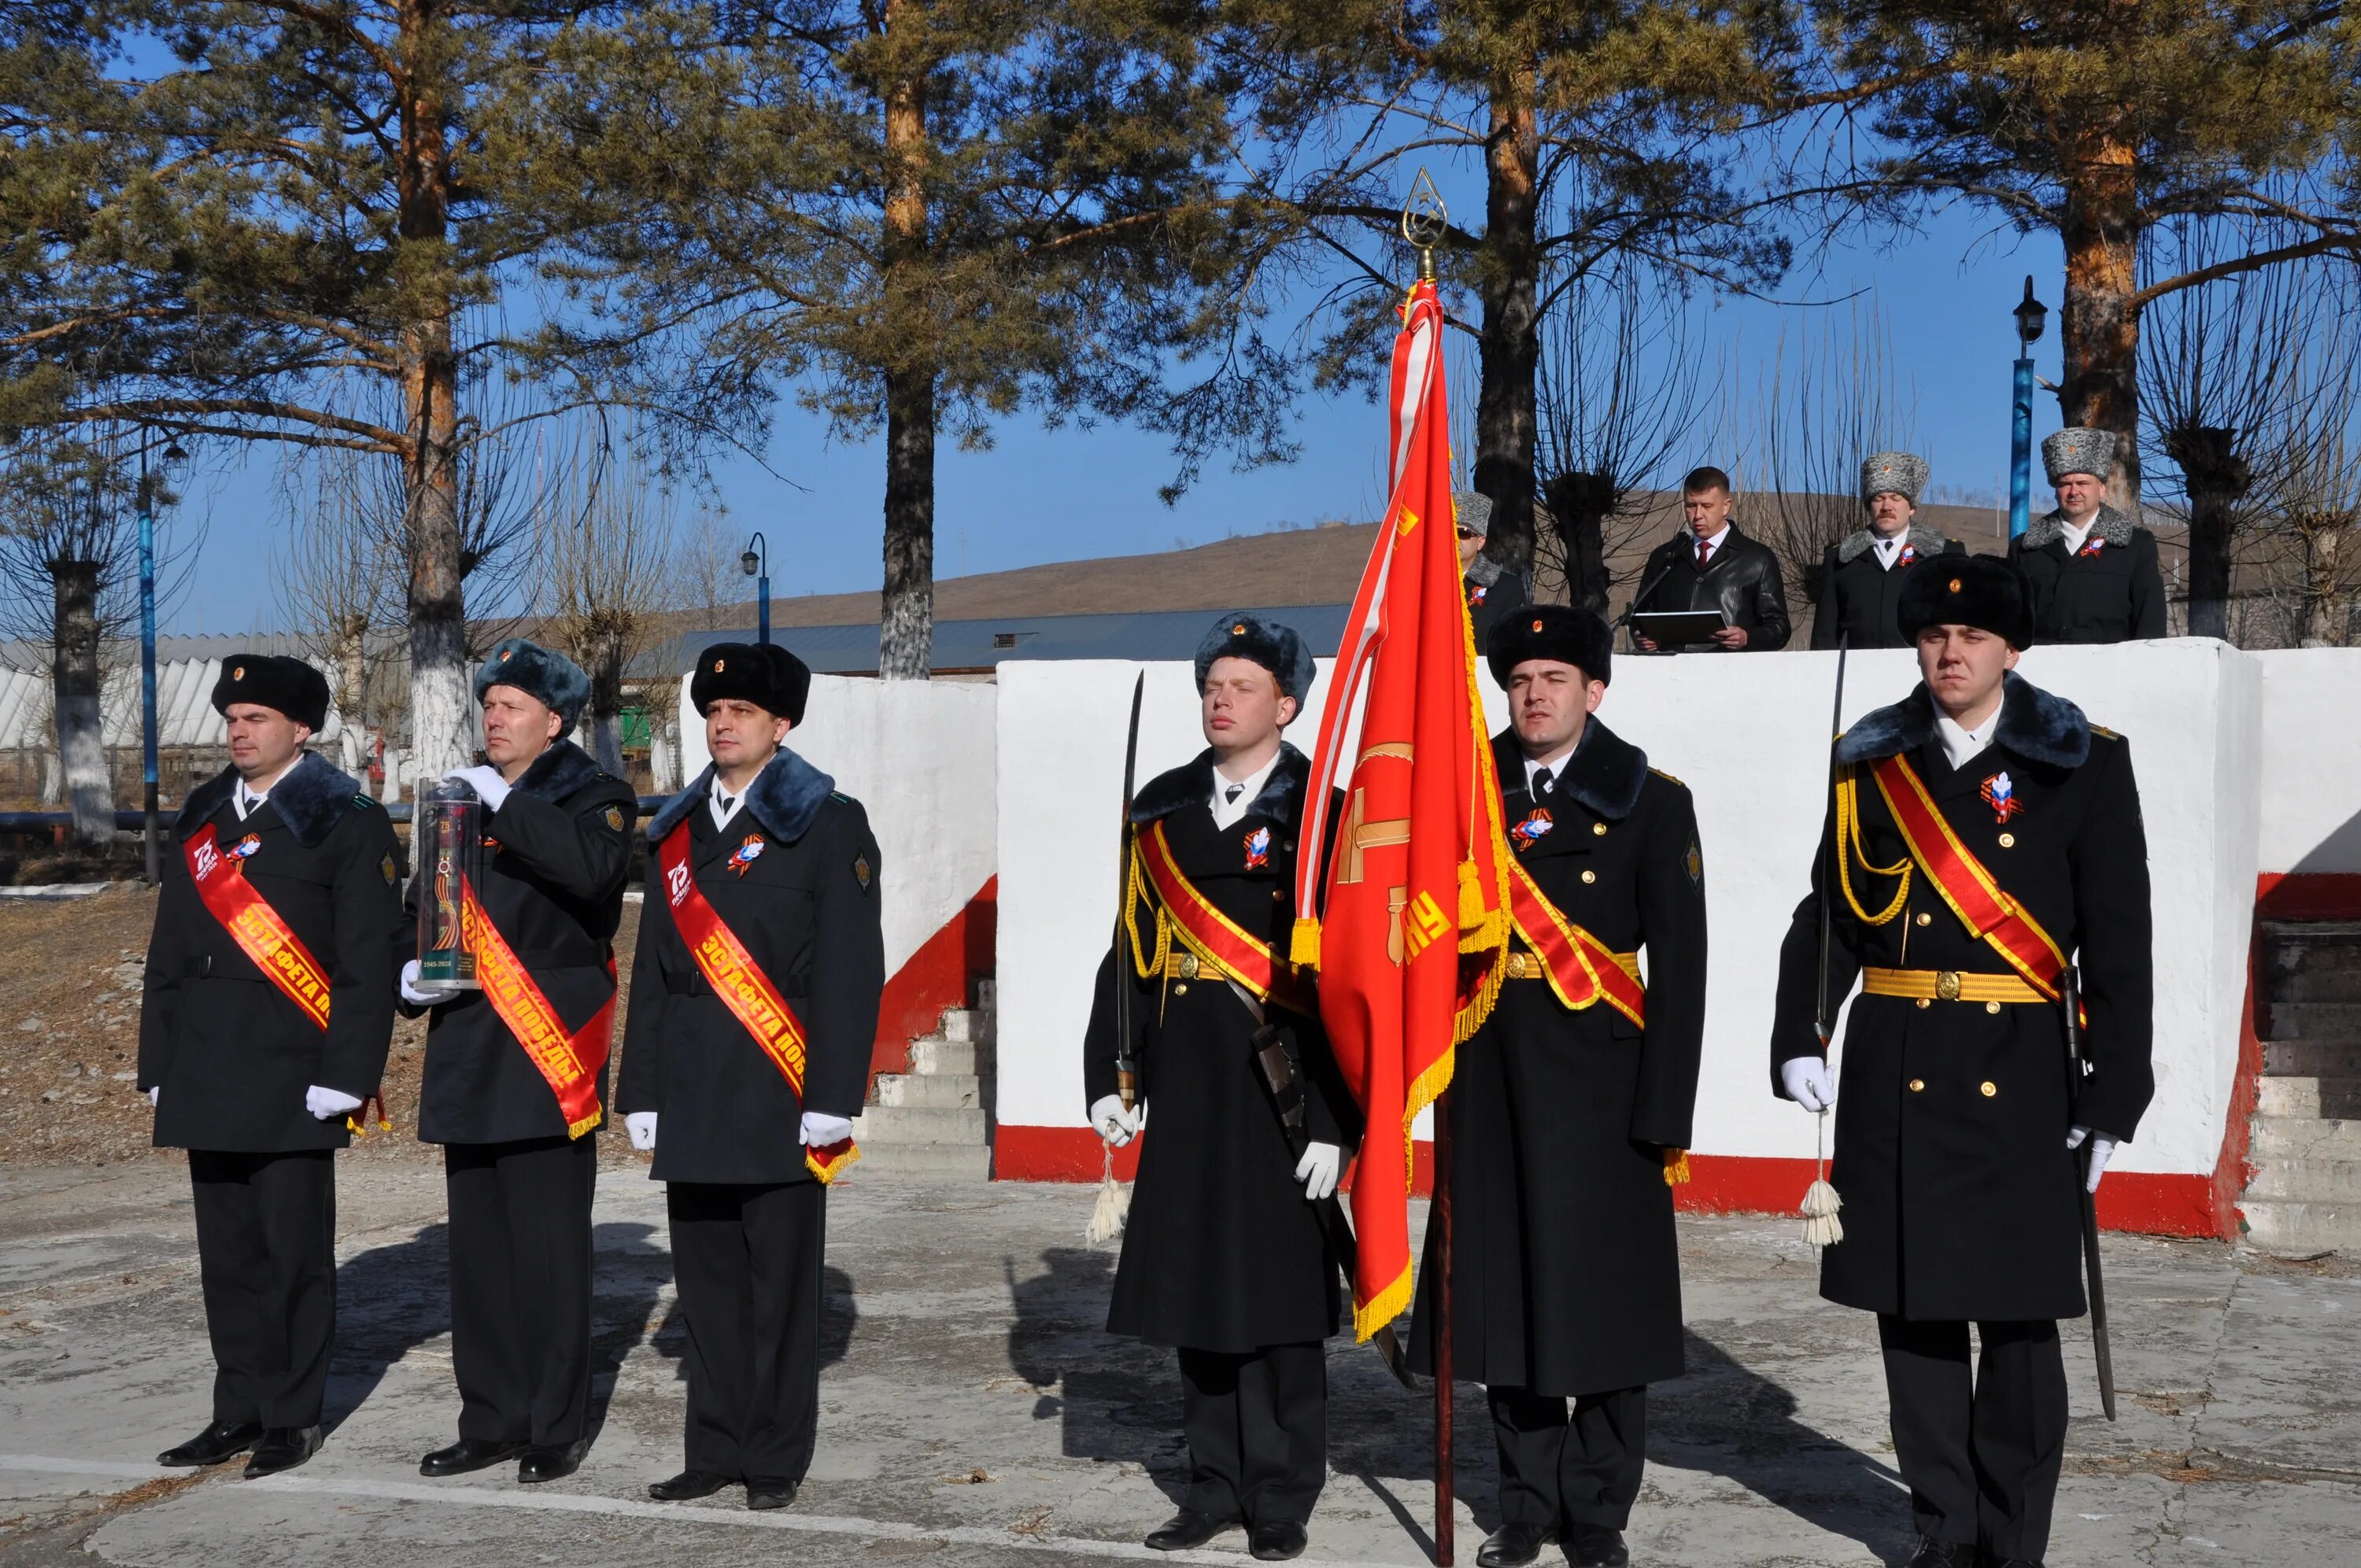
left=1409, top=606, right=1708, bottom=1568
left=1457, top=490, right=1532, bottom=651
left=1083, top=613, right=1357, bottom=1564
left=615, top=642, right=883, bottom=1513
left=1772, top=556, right=2155, bottom=1568
left=398, top=639, right=638, bottom=1485
left=140, top=654, right=401, bottom=1478
left=2007, top=428, right=2167, bottom=644
left=1811, top=452, right=1966, bottom=651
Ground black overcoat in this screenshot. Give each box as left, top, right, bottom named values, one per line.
left=1407, top=721, right=1708, bottom=1396
left=1465, top=565, right=1532, bottom=652
left=2008, top=504, right=2167, bottom=644
left=1082, top=743, right=1360, bottom=1354
left=401, top=741, right=638, bottom=1145
left=1770, top=674, right=2155, bottom=1321
left=1631, top=522, right=1793, bottom=651
left=1810, top=526, right=1966, bottom=651
left=139, top=754, right=401, bottom=1153
left=614, top=749, right=883, bottom=1186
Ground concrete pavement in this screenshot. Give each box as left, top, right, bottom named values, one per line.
left=2, top=1159, right=2356, bottom=1566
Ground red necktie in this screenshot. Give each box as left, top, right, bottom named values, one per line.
left=1696, top=537, right=1713, bottom=570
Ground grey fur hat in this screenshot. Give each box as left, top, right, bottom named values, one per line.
left=1452, top=490, right=1492, bottom=540
left=1195, top=612, right=1316, bottom=707
left=475, top=637, right=592, bottom=728
left=2041, top=427, right=2115, bottom=485
left=1860, top=451, right=1929, bottom=506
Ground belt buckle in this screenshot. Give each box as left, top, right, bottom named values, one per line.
left=1177, top=952, right=1199, bottom=981
left=1935, top=970, right=1962, bottom=1002
left=1506, top=952, right=1528, bottom=980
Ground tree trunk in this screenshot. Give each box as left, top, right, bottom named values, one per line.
left=2163, top=426, right=2248, bottom=640
left=1473, top=67, right=1541, bottom=575
left=877, top=11, right=934, bottom=681
left=50, top=558, right=113, bottom=846
left=398, top=0, right=469, bottom=780
left=2302, top=521, right=2348, bottom=645
left=2059, top=127, right=2142, bottom=512
left=1543, top=472, right=1613, bottom=616
left=334, top=615, right=369, bottom=773
left=586, top=626, right=628, bottom=775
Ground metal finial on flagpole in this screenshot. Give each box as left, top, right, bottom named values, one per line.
left=1402, top=168, right=1447, bottom=282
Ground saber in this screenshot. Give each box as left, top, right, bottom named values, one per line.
left=1816, top=635, right=1849, bottom=1048
left=1251, top=1026, right=1415, bottom=1389
left=2060, top=964, right=2116, bottom=1420
left=1114, top=673, right=1147, bottom=1111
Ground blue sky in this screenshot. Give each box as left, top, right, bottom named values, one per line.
left=159, top=201, right=2067, bottom=636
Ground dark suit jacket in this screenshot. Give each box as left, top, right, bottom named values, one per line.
left=1632, top=522, right=1791, bottom=650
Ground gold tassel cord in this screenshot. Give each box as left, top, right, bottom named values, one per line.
left=1834, top=766, right=1912, bottom=925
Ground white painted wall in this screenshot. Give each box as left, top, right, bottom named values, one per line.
left=678, top=672, right=996, bottom=976
left=996, top=643, right=2263, bottom=1182
left=2255, top=647, right=2361, bottom=875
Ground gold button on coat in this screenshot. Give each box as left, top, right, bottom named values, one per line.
left=1908, top=1079, right=1925, bottom=1092
left=1915, top=912, right=1933, bottom=928
left=1914, top=998, right=1931, bottom=1009
left=1986, top=1000, right=2002, bottom=1014
left=1173, top=983, right=1189, bottom=995
left=1979, top=1080, right=1997, bottom=1098
left=1581, top=869, right=1597, bottom=884
left=1592, top=822, right=1608, bottom=836
left=1997, top=832, right=2016, bottom=848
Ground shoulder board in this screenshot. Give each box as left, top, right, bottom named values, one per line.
left=353, top=794, right=375, bottom=810
left=829, top=791, right=852, bottom=803
left=1648, top=767, right=1687, bottom=788
left=2090, top=725, right=2119, bottom=740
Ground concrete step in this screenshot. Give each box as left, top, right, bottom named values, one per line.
left=844, top=1142, right=992, bottom=1180
left=872, top=1072, right=982, bottom=1110
left=2267, top=967, right=2361, bottom=1003
left=2264, top=1041, right=2361, bottom=1076
left=907, top=1037, right=988, bottom=1076
left=852, top=1104, right=989, bottom=1145
left=2256, top=1076, right=2361, bottom=1118
left=2263, top=1002, right=2361, bottom=1042
left=2250, top=1115, right=2361, bottom=1163
left=2246, top=1157, right=2361, bottom=1202
left=2242, top=1197, right=2361, bottom=1253
left=937, top=1007, right=994, bottom=1046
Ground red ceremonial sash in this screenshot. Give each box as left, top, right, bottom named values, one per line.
left=184, top=823, right=332, bottom=1031
left=1868, top=753, right=2078, bottom=1013
left=1133, top=820, right=1311, bottom=1012
left=1502, top=852, right=1646, bottom=1027
left=657, top=829, right=856, bottom=1182
left=461, top=882, right=612, bottom=1140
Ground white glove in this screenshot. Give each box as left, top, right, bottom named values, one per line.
left=398, top=959, right=445, bottom=1007
left=147, top=1086, right=159, bottom=1109
left=1781, top=1055, right=1838, bottom=1112
left=800, top=1111, right=855, bottom=1148
left=2067, top=1125, right=2117, bottom=1194
left=1089, top=1094, right=1140, bottom=1147
left=1295, top=1141, right=1342, bottom=1201
left=443, top=764, right=511, bottom=814
left=306, top=1085, right=364, bottom=1121
left=625, top=1111, right=658, bottom=1151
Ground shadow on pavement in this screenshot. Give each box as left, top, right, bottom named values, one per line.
left=324, top=1220, right=452, bottom=1434
left=1003, top=1246, right=1191, bottom=1504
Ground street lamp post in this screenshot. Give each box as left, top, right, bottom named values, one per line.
left=741, top=533, right=770, bottom=645
left=135, top=435, right=186, bottom=885
left=2009, top=277, right=2049, bottom=540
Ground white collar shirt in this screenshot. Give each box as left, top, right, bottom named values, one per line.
left=1934, top=699, right=2001, bottom=772
left=710, top=758, right=773, bottom=833
left=1691, top=522, right=1731, bottom=566
left=2059, top=513, right=2099, bottom=555
left=1210, top=754, right=1280, bottom=831
left=1525, top=751, right=1573, bottom=799
left=233, top=779, right=268, bottom=821
left=1871, top=531, right=1908, bottom=571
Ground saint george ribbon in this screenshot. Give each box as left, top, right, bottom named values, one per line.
left=657, top=831, right=858, bottom=1182
left=1291, top=276, right=1513, bottom=1340
left=1128, top=821, right=1312, bottom=1013
left=185, top=823, right=334, bottom=1030
left=460, top=882, right=613, bottom=1139
left=1869, top=752, right=2083, bottom=1020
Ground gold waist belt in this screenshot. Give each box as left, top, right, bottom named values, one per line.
left=1162, top=950, right=1229, bottom=982
left=1862, top=967, right=2047, bottom=1005
left=1502, top=948, right=1642, bottom=984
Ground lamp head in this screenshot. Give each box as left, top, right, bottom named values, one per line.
left=2013, top=276, right=2048, bottom=349
left=740, top=549, right=759, bottom=577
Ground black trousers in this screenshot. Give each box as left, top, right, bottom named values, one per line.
left=444, top=1135, right=598, bottom=1447
left=1176, top=1343, right=1327, bottom=1527
left=188, top=1149, right=337, bottom=1430
left=1488, top=1384, right=1646, bottom=1533
left=667, top=1179, right=826, bottom=1481
left=1878, top=1315, right=2067, bottom=1561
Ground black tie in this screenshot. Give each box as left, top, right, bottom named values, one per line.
left=718, top=794, right=735, bottom=818
left=1532, top=769, right=1554, bottom=802
left=1225, top=784, right=1243, bottom=806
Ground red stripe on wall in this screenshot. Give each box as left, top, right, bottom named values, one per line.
left=869, top=876, right=996, bottom=1088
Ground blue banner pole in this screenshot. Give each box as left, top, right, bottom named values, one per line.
left=2008, top=356, right=2035, bottom=540
left=137, top=473, right=162, bottom=883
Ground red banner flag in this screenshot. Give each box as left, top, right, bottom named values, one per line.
left=1292, top=279, right=1513, bottom=1339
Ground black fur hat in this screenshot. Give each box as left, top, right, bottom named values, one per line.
left=1896, top=554, right=2036, bottom=650
left=211, top=653, right=330, bottom=730
left=474, top=637, right=592, bottom=728
left=1486, top=603, right=1613, bottom=688
left=689, top=640, right=811, bottom=725
left=1195, top=613, right=1317, bottom=707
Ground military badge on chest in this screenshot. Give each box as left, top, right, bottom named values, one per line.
left=1897, top=544, right=1916, bottom=567
left=227, top=833, right=261, bottom=861
left=730, top=833, right=767, bottom=876
left=1509, top=808, right=1554, bottom=853
left=1243, top=825, right=1270, bottom=869
left=1981, top=770, right=2025, bottom=824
